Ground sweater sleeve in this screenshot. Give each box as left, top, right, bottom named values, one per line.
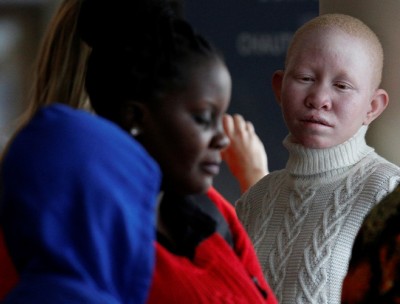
left=206, top=187, right=278, bottom=304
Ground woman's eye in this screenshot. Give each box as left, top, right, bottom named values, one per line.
left=294, top=74, right=313, bottom=82
left=335, top=82, right=352, bottom=90
left=300, top=76, right=313, bottom=82
left=193, top=113, right=212, bottom=126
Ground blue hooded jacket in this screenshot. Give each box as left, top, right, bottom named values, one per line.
left=0, top=104, right=161, bottom=303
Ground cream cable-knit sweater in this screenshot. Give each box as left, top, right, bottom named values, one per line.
left=236, top=126, right=400, bottom=304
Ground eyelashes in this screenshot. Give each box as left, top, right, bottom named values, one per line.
left=193, top=113, right=212, bottom=127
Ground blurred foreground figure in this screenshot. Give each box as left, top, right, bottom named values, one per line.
left=0, top=104, right=161, bottom=303
left=342, top=185, right=400, bottom=304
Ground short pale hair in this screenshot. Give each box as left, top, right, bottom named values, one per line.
left=286, top=13, right=384, bottom=88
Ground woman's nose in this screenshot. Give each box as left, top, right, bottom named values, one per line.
left=212, top=123, right=230, bottom=150
left=305, top=85, right=332, bottom=110
left=218, top=132, right=230, bottom=150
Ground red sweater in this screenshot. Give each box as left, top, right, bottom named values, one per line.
left=1, top=187, right=278, bottom=303
left=0, top=230, right=18, bottom=300
left=147, top=187, right=278, bottom=303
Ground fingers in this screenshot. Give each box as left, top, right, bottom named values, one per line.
left=246, top=121, right=255, bottom=134
left=225, top=113, right=254, bottom=137
left=223, top=114, right=234, bottom=137
left=232, top=114, right=246, bottom=133
left=221, top=113, right=269, bottom=193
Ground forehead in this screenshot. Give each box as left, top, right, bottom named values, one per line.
left=161, top=60, right=231, bottom=110
left=183, top=60, right=231, bottom=95
left=290, top=28, right=369, bottom=58
left=286, top=15, right=383, bottom=87
left=287, top=29, right=374, bottom=75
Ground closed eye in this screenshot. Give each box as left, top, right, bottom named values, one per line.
left=193, top=112, right=213, bottom=127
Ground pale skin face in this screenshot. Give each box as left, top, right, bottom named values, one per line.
left=272, top=29, right=388, bottom=149
left=135, top=60, right=232, bottom=196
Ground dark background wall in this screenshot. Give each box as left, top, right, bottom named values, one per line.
left=2, top=0, right=400, bottom=205
left=183, top=1, right=319, bottom=202
left=0, top=0, right=319, bottom=204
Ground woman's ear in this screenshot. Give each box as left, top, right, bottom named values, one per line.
left=119, top=101, right=147, bottom=134
left=272, top=70, right=284, bottom=106
left=363, top=88, right=389, bottom=125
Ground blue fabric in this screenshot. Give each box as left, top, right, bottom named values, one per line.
left=0, top=104, right=161, bottom=303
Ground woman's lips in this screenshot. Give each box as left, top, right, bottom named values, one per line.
left=301, top=115, right=332, bottom=127
left=201, top=162, right=221, bottom=176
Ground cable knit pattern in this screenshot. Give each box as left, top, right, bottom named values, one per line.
left=236, top=126, right=400, bottom=304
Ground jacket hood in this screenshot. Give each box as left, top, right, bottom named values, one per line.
left=1, top=104, right=161, bottom=303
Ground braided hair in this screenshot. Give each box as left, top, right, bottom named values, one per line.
left=77, top=0, right=223, bottom=123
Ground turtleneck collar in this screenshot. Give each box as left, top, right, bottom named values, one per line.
left=283, top=125, right=374, bottom=176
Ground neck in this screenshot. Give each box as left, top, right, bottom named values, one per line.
left=284, top=125, right=374, bottom=176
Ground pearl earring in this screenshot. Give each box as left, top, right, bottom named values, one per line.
left=130, top=127, right=140, bottom=136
